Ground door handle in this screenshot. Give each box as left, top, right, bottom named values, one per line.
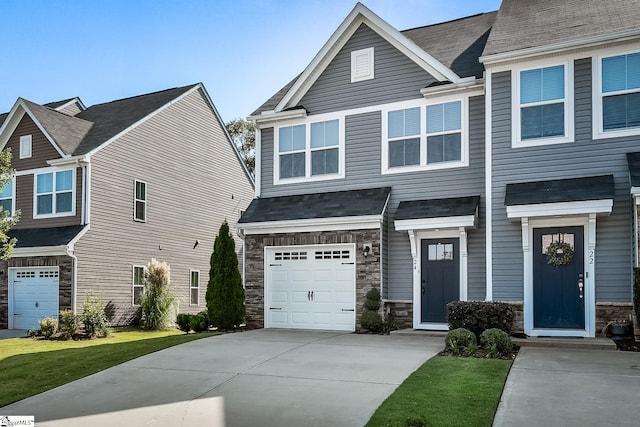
left=311, top=291, right=314, bottom=301
left=422, top=286, right=425, bottom=295
left=578, top=274, right=584, bottom=299
left=308, top=291, right=311, bottom=301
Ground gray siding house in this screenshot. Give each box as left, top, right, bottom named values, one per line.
left=240, top=0, right=640, bottom=337
left=0, top=84, right=254, bottom=329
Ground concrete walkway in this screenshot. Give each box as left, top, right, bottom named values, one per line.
left=0, top=329, right=28, bottom=339
left=493, top=347, right=640, bottom=427
left=0, top=329, right=443, bottom=427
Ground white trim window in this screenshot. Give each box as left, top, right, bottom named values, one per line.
left=351, top=47, right=374, bottom=83
left=0, top=178, right=14, bottom=216
left=274, top=117, right=344, bottom=184
left=594, top=51, right=640, bottom=139
left=190, top=270, right=200, bottom=305
left=134, top=180, right=147, bottom=222
left=382, top=99, right=468, bottom=174
left=34, top=169, right=75, bottom=218
left=19, top=135, right=32, bottom=159
left=513, top=62, right=573, bottom=146
left=133, top=265, right=145, bottom=306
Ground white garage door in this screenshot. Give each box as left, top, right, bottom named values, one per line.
left=10, top=268, right=60, bottom=330
left=266, top=245, right=356, bottom=331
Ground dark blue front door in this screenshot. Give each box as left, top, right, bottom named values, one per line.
left=421, top=239, right=459, bottom=323
left=533, top=226, right=585, bottom=329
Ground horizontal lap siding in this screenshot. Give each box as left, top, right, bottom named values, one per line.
left=491, top=59, right=633, bottom=303
left=74, top=88, right=254, bottom=324
left=7, top=115, right=62, bottom=170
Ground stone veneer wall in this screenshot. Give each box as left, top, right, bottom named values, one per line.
left=0, top=255, right=73, bottom=329
left=243, top=229, right=381, bottom=330
left=596, top=302, right=634, bottom=336
left=383, top=300, right=413, bottom=328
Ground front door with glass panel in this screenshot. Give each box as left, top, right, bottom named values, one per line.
left=533, top=227, right=585, bottom=329
left=420, top=239, right=459, bottom=323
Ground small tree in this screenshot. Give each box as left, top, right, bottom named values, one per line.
left=140, top=259, right=178, bottom=330
left=226, top=118, right=255, bottom=176
left=206, top=221, right=245, bottom=329
left=0, top=148, right=20, bottom=260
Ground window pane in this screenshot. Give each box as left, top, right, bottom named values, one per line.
left=521, top=68, right=542, bottom=104
left=37, top=173, right=53, bottom=193
left=426, top=104, right=443, bottom=133
left=133, top=286, right=143, bottom=305
left=628, top=53, right=640, bottom=89
left=388, top=110, right=404, bottom=138
left=292, top=125, right=306, bottom=150
left=191, top=288, right=199, bottom=305
left=522, top=103, right=564, bottom=139
left=37, top=194, right=52, bottom=214
left=311, top=148, right=338, bottom=176
left=0, top=199, right=12, bottom=214
left=56, top=192, right=72, bottom=213
left=134, top=267, right=144, bottom=286
left=279, top=127, right=292, bottom=152
left=280, top=152, right=305, bottom=179
left=135, top=200, right=146, bottom=221
left=443, top=101, right=461, bottom=131
left=389, top=108, right=419, bottom=138
left=602, top=55, right=627, bottom=93
left=310, top=122, right=324, bottom=148
left=444, top=133, right=462, bottom=161
left=56, top=170, right=73, bottom=191
left=136, top=181, right=146, bottom=200
left=389, top=138, right=419, bottom=167
left=0, top=182, right=12, bottom=198
left=427, top=135, right=444, bottom=163
left=542, top=65, right=564, bottom=101
left=603, top=92, right=640, bottom=130
left=310, top=120, right=339, bottom=148
left=191, top=271, right=199, bottom=287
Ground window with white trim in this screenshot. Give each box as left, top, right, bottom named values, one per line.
left=190, top=270, right=200, bottom=305
left=513, top=63, right=572, bottom=145
left=134, top=180, right=147, bottom=222
left=600, top=52, right=640, bottom=133
left=351, top=47, right=374, bottom=83
left=19, top=135, right=32, bottom=159
left=275, top=118, right=343, bottom=184
left=383, top=99, right=467, bottom=173
left=0, top=179, right=14, bottom=216
left=35, top=169, right=74, bottom=217
left=133, top=265, right=145, bottom=305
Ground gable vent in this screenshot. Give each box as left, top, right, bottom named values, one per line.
left=351, top=47, right=374, bottom=83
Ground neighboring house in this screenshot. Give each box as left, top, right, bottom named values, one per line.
left=238, top=1, right=640, bottom=337
left=0, top=84, right=254, bottom=330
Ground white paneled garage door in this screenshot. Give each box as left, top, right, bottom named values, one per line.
left=266, top=244, right=356, bottom=331
left=10, top=268, right=60, bottom=330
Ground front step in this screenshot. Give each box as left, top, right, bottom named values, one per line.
left=512, top=336, right=616, bottom=350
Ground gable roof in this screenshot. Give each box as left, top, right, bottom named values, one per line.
left=482, top=0, right=640, bottom=62
left=395, top=196, right=480, bottom=220
left=504, top=175, right=615, bottom=206
left=251, top=6, right=496, bottom=117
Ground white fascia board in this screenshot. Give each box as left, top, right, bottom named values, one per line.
left=506, top=199, right=613, bottom=220
left=249, top=109, right=308, bottom=127
left=0, top=100, right=67, bottom=158
left=274, top=3, right=460, bottom=112
left=47, top=155, right=90, bottom=166
left=12, top=245, right=69, bottom=257
left=238, top=214, right=382, bottom=235
left=67, top=225, right=90, bottom=252
left=420, top=79, right=483, bottom=99
left=480, top=28, right=640, bottom=66
left=631, top=186, right=640, bottom=196
left=394, top=215, right=476, bottom=231
left=54, top=98, right=87, bottom=112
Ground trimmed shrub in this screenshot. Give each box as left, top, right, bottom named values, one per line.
left=192, top=312, right=208, bottom=332
left=447, top=301, right=514, bottom=338
left=59, top=309, right=78, bottom=340
left=206, top=222, right=245, bottom=329
left=198, top=311, right=210, bottom=329
left=81, top=291, right=109, bottom=337
left=364, top=288, right=381, bottom=311
left=480, top=328, right=513, bottom=357
left=176, top=313, right=192, bottom=333
left=360, top=287, right=383, bottom=332
left=39, top=317, right=58, bottom=339
left=445, top=328, right=477, bottom=357
left=140, top=259, right=178, bottom=330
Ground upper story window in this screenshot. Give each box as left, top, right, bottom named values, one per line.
left=274, top=118, right=344, bottom=185
left=513, top=62, right=573, bottom=146
left=351, top=47, right=374, bottom=83
left=35, top=169, right=74, bottom=218
left=19, top=135, right=32, bottom=159
left=382, top=99, right=467, bottom=174
left=134, top=180, right=147, bottom=222
left=0, top=180, right=14, bottom=216
left=594, top=51, right=640, bottom=139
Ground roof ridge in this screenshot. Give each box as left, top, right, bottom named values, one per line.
left=21, top=98, right=94, bottom=125
left=87, top=84, right=198, bottom=108
left=401, top=10, right=497, bottom=33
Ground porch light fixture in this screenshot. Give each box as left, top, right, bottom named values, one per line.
left=363, top=243, right=372, bottom=257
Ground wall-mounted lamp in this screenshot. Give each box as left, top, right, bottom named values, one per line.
left=193, top=240, right=200, bottom=249
left=363, top=242, right=372, bottom=257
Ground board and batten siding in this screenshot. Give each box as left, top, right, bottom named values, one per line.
left=74, top=88, right=254, bottom=324
left=260, top=96, right=486, bottom=300
left=491, top=58, right=633, bottom=303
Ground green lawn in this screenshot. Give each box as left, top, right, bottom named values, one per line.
left=366, top=356, right=512, bottom=427
left=0, top=328, right=213, bottom=407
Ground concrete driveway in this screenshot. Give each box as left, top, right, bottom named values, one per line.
left=0, top=329, right=443, bottom=427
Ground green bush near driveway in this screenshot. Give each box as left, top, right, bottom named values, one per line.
left=366, top=356, right=512, bottom=427
left=0, top=328, right=212, bottom=407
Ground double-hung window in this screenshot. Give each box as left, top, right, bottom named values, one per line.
left=35, top=169, right=74, bottom=217
left=190, top=270, right=200, bottom=305
left=134, top=180, right=147, bottom=222
left=275, top=118, right=343, bottom=184
left=0, top=179, right=14, bottom=216
left=383, top=100, right=467, bottom=173
left=596, top=51, right=640, bottom=138
left=514, top=63, right=572, bottom=145
left=133, top=265, right=145, bottom=305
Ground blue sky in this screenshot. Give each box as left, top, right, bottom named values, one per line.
left=1, top=0, right=501, bottom=122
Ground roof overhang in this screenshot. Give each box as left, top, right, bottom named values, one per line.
left=395, top=214, right=476, bottom=231
left=506, top=199, right=613, bottom=220
left=420, top=79, right=484, bottom=99
left=248, top=108, right=308, bottom=127
left=48, top=154, right=90, bottom=166
left=238, top=214, right=382, bottom=235
left=12, top=245, right=69, bottom=257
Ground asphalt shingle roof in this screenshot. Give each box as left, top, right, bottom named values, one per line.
left=483, top=0, right=640, bottom=57
left=44, top=98, right=79, bottom=109
left=9, top=225, right=86, bottom=248
left=239, top=187, right=391, bottom=223
left=395, top=196, right=480, bottom=221
left=504, top=175, right=615, bottom=206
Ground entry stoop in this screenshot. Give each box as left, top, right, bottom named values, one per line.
left=512, top=336, right=616, bottom=350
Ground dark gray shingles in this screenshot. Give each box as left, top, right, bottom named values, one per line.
left=9, top=225, right=86, bottom=248
left=251, top=75, right=300, bottom=117
left=484, top=0, right=640, bottom=57
left=44, top=98, right=78, bottom=109
left=395, top=196, right=480, bottom=220
left=0, top=112, right=8, bottom=128
left=239, top=187, right=391, bottom=223
left=627, top=152, right=640, bottom=187
left=504, top=175, right=615, bottom=206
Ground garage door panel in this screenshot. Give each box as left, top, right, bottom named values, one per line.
left=271, top=270, right=289, bottom=281
left=270, top=311, right=288, bottom=326
left=291, top=312, right=310, bottom=325
left=11, top=268, right=59, bottom=330
left=271, top=291, right=288, bottom=303
left=291, top=270, right=312, bottom=282
left=291, top=291, right=310, bottom=303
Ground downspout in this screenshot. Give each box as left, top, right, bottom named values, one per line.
left=80, top=164, right=86, bottom=225
left=67, top=248, right=78, bottom=313
left=85, top=161, right=92, bottom=224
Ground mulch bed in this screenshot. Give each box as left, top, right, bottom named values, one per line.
left=438, top=345, right=520, bottom=360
